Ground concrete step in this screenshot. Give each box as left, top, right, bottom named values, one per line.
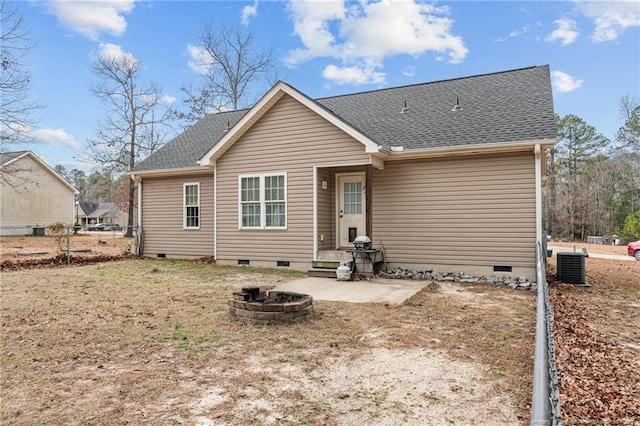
left=316, top=250, right=351, bottom=261
left=307, top=268, right=337, bottom=278
left=312, top=260, right=342, bottom=269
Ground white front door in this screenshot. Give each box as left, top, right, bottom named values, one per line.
left=337, top=173, right=366, bottom=248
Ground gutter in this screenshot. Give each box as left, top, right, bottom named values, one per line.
left=383, top=139, right=555, bottom=161
left=125, top=166, right=213, bottom=178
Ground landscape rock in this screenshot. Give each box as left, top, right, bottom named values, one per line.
left=377, top=267, right=537, bottom=291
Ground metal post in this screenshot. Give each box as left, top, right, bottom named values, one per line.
left=531, top=242, right=551, bottom=425
left=66, top=226, right=71, bottom=264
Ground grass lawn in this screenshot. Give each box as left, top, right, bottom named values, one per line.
left=1, top=258, right=538, bottom=425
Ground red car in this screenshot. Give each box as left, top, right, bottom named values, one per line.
left=628, top=240, right=640, bottom=261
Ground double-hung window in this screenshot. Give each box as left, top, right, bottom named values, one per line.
left=239, top=173, right=286, bottom=229
left=184, top=183, right=200, bottom=229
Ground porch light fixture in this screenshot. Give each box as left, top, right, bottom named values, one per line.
left=451, top=97, right=463, bottom=111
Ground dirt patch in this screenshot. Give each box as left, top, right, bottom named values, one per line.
left=1, top=259, right=535, bottom=425
left=1, top=233, right=134, bottom=270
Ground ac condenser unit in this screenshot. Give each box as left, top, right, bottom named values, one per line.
left=557, top=252, right=585, bottom=284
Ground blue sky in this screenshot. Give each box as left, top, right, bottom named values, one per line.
left=8, top=0, right=640, bottom=171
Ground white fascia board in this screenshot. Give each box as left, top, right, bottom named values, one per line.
left=385, top=139, right=556, bottom=161
left=127, top=166, right=213, bottom=179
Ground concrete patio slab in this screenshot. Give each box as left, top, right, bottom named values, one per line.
left=273, top=277, right=430, bottom=304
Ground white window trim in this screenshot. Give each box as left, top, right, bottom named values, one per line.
left=238, top=172, right=287, bottom=230
left=183, top=182, right=200, bottom=230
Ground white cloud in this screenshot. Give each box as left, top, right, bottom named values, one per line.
left=160, top=95, right=176, bottom=105
left=508, top=25, right=532, bottom=39
left=45, top=0, right=136, bottom=40
left=551, top=70, right=583, bottom=93
left=546, top=19, right=579, bottom=46
left=32, top=128, right=81, bottom=150
left=187, top=44, right=215, bottom=75
left=495, top=22, right=543, bottom=42
left=286, top=0, right=468, bottom=85
left=241, top=1, right=259, bottom=25
left=98, top=42, right=138, bottom=64
left=322, top=64, right=385, bottom=85
left=403, top=65, right=416, bottom=77
left=576, top=1, right=640, bottom=42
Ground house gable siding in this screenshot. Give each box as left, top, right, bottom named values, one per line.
left=141, top=173, right=214, bottom=258
left=0, top=155, right=75, bottom=227
left=372, top=152, right=536, bottom=276
left=216, top=94, right=370, bottom=266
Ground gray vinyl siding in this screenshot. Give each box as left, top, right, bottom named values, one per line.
left=372, top=152, right=536, bottom=269
left=216, top=94, right=370, bottom=264
left=141, top=173, right=214, bottom=257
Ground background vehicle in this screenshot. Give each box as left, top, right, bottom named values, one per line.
left=627, top=240, right=640, bottom=261
left=86, top=223, right=104, bottom=231
left=87, top=223, right=121, bottom=232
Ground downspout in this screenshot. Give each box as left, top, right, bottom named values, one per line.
left=214, top=164, right=217, bottom=260
left=134, top=175, right=142, bottom=256
left=534, top=144, right=543, bottom=245
left=136, top=177, right=142, bottom=230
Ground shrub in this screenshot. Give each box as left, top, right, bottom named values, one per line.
left=48, top=222, right=67, bottom=252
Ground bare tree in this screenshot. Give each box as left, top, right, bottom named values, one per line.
left=617, top=94, right=639, bottom=153
left=88, top=52, right=173, bottom=237
left=175, top=23, right=276, bottom=123
left=0, top=0, right=38, bottom=144
left=0, top=0, right=41, bottom=186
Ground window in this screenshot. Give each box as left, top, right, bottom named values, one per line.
left=239, top=173, right=287, bottom=229
left=343, top=181, right=362, bottom=214
left=184, top=183, right=200, bottom=229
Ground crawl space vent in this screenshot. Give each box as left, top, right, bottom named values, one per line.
left=557, top=252, right=585, bottom=284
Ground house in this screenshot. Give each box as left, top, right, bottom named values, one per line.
left=130, top=66, right=556, bottom=280
left=1, top=151, right=78, bottom=235
left=77, top=202, right=126, bottom=228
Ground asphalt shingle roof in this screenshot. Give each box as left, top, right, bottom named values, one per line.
left=0, top=151, right=29, bottom=166
left=79, top=201, right=123, bottom=218
left=133, top=66, right=555, bottom=172
left=134, top=109, right=248, bottom=171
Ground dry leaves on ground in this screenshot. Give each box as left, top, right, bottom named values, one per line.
left=0, top=234, right=134, bottom=271
left=549, top=258, right=640, bottom=425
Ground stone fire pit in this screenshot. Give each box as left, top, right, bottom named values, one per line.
left=228, top=287, right=314, bottom=325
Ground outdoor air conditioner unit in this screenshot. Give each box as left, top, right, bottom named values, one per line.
left=557, top=252, right=585, bottom=284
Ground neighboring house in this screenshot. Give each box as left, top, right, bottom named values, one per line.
left=131, top=66, right=556, bottom=280
left=77, top=202, right=126, bottom=227
left=1, top=151, right=78, bottom=234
